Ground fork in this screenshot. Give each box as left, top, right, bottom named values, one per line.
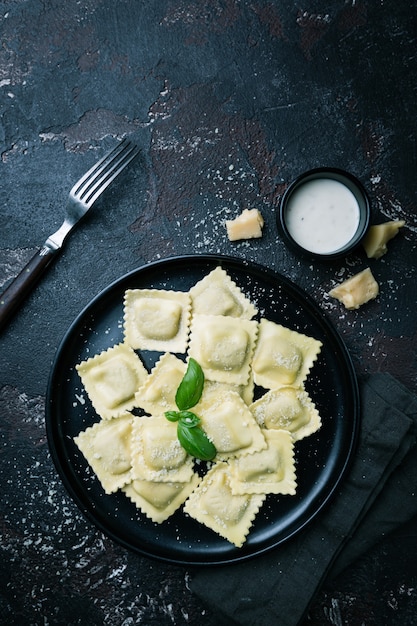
left=0, top=138, right=140, bottom=331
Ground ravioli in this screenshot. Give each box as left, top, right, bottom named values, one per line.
left=74, top=413, right=133, bottom=494
left=250, top=386, right=321, bottom=441
left=131, top=415, right=194, bottom=483
left=183, top=462, right=265, bottom=547
left=123, top=473, right=200, bottom=523
left=188, top=314, right=258, bottom=385
left=189, top=266, right=257, bottom=318
left=76, top=343, right=148, bottom=419
left=196, top=389, right=266, bottom=460
left=124, top=288, right=191, bottom=352
left=134, top=352, right=187, bottom=415
left=251, top=319, right=322, bottom=389
left=229, top=429, right=297, bottom=495
left=200, top=376, right=255, bottom=408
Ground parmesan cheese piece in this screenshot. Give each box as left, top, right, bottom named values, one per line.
left=362, top=220, right=405, bottom=259
left=328, top=268, right=379, bottom=310
left=225, top=208, right=264, bottom=241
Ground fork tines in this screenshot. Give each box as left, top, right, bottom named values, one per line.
left=72, top=139, right=140, bottom=207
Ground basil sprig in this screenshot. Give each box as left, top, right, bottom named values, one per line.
left=175, top=357, right=205, bottom=410
left=165, top=358, right=216, bottom=461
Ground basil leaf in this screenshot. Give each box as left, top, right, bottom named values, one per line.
left=166, top=357, right=214, bottom=460
left=165, top=410, right=180, bottom=422
left=175, top=357, right=204, bottom=411
left=177, top=420, right=217, bottom=461
left=177, top=411, right=201, bottom=428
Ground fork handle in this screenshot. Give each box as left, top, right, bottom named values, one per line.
left=0, top=246, right=57, bottom=332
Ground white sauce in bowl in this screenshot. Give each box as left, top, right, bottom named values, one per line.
left=285, top=178, right=360, bottom=254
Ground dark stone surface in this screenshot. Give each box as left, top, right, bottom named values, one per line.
left=1, top=0, right=416, bottom=624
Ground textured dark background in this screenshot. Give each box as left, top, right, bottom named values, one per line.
left=1, top=1, right=417, bottom=624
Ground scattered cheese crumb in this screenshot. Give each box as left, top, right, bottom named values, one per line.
left=362, top=220, right=405, bottom=259
left=225, top=208, right=264, bottom=241
left=328, top=268, right=379, bottom=310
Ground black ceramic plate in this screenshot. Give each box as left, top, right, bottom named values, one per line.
left=46, top=255, right=359, bottom=566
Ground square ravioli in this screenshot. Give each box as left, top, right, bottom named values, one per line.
left=183, top=461, right=265, bottom=547
left=250, top=386, right=321, bottom=441
left=196, top=389, right=266, bottom=460
left=134, top=352, right=187, bottom=415
left=189, top=266, right=257, bottom=318
left=76, top=343, right=148, bottom=419
left=201, top=376, right=255, bottom=408
left=229, top=429, right=297, bottom=495
left=131, top=415, right=194, bottom=483
left=188, top=314, right=258, bottom=385
left=74, top=413, right=133, bottom=494
left=123, top=288, right=191, bottom=352
left=251, top=319, right=322, bottom=389
left=123, top=473, right=200, bottom=523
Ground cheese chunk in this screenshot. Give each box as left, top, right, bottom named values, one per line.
left=225, top=208, right=264, bottom=241
left=328, top=268, right=379, bottom=310
left=362, top=220, right=405, bottom=259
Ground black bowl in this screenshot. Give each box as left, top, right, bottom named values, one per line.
left=278, top=168, right=370, bottom=260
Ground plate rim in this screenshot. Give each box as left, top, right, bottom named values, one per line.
left=45, top=253, right=360, bottom=566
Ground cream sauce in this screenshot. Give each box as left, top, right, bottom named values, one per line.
left=285, top=178, right=360, bottom=254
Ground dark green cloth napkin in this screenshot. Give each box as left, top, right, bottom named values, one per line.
left=190, top=373, right=417, bottom=626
